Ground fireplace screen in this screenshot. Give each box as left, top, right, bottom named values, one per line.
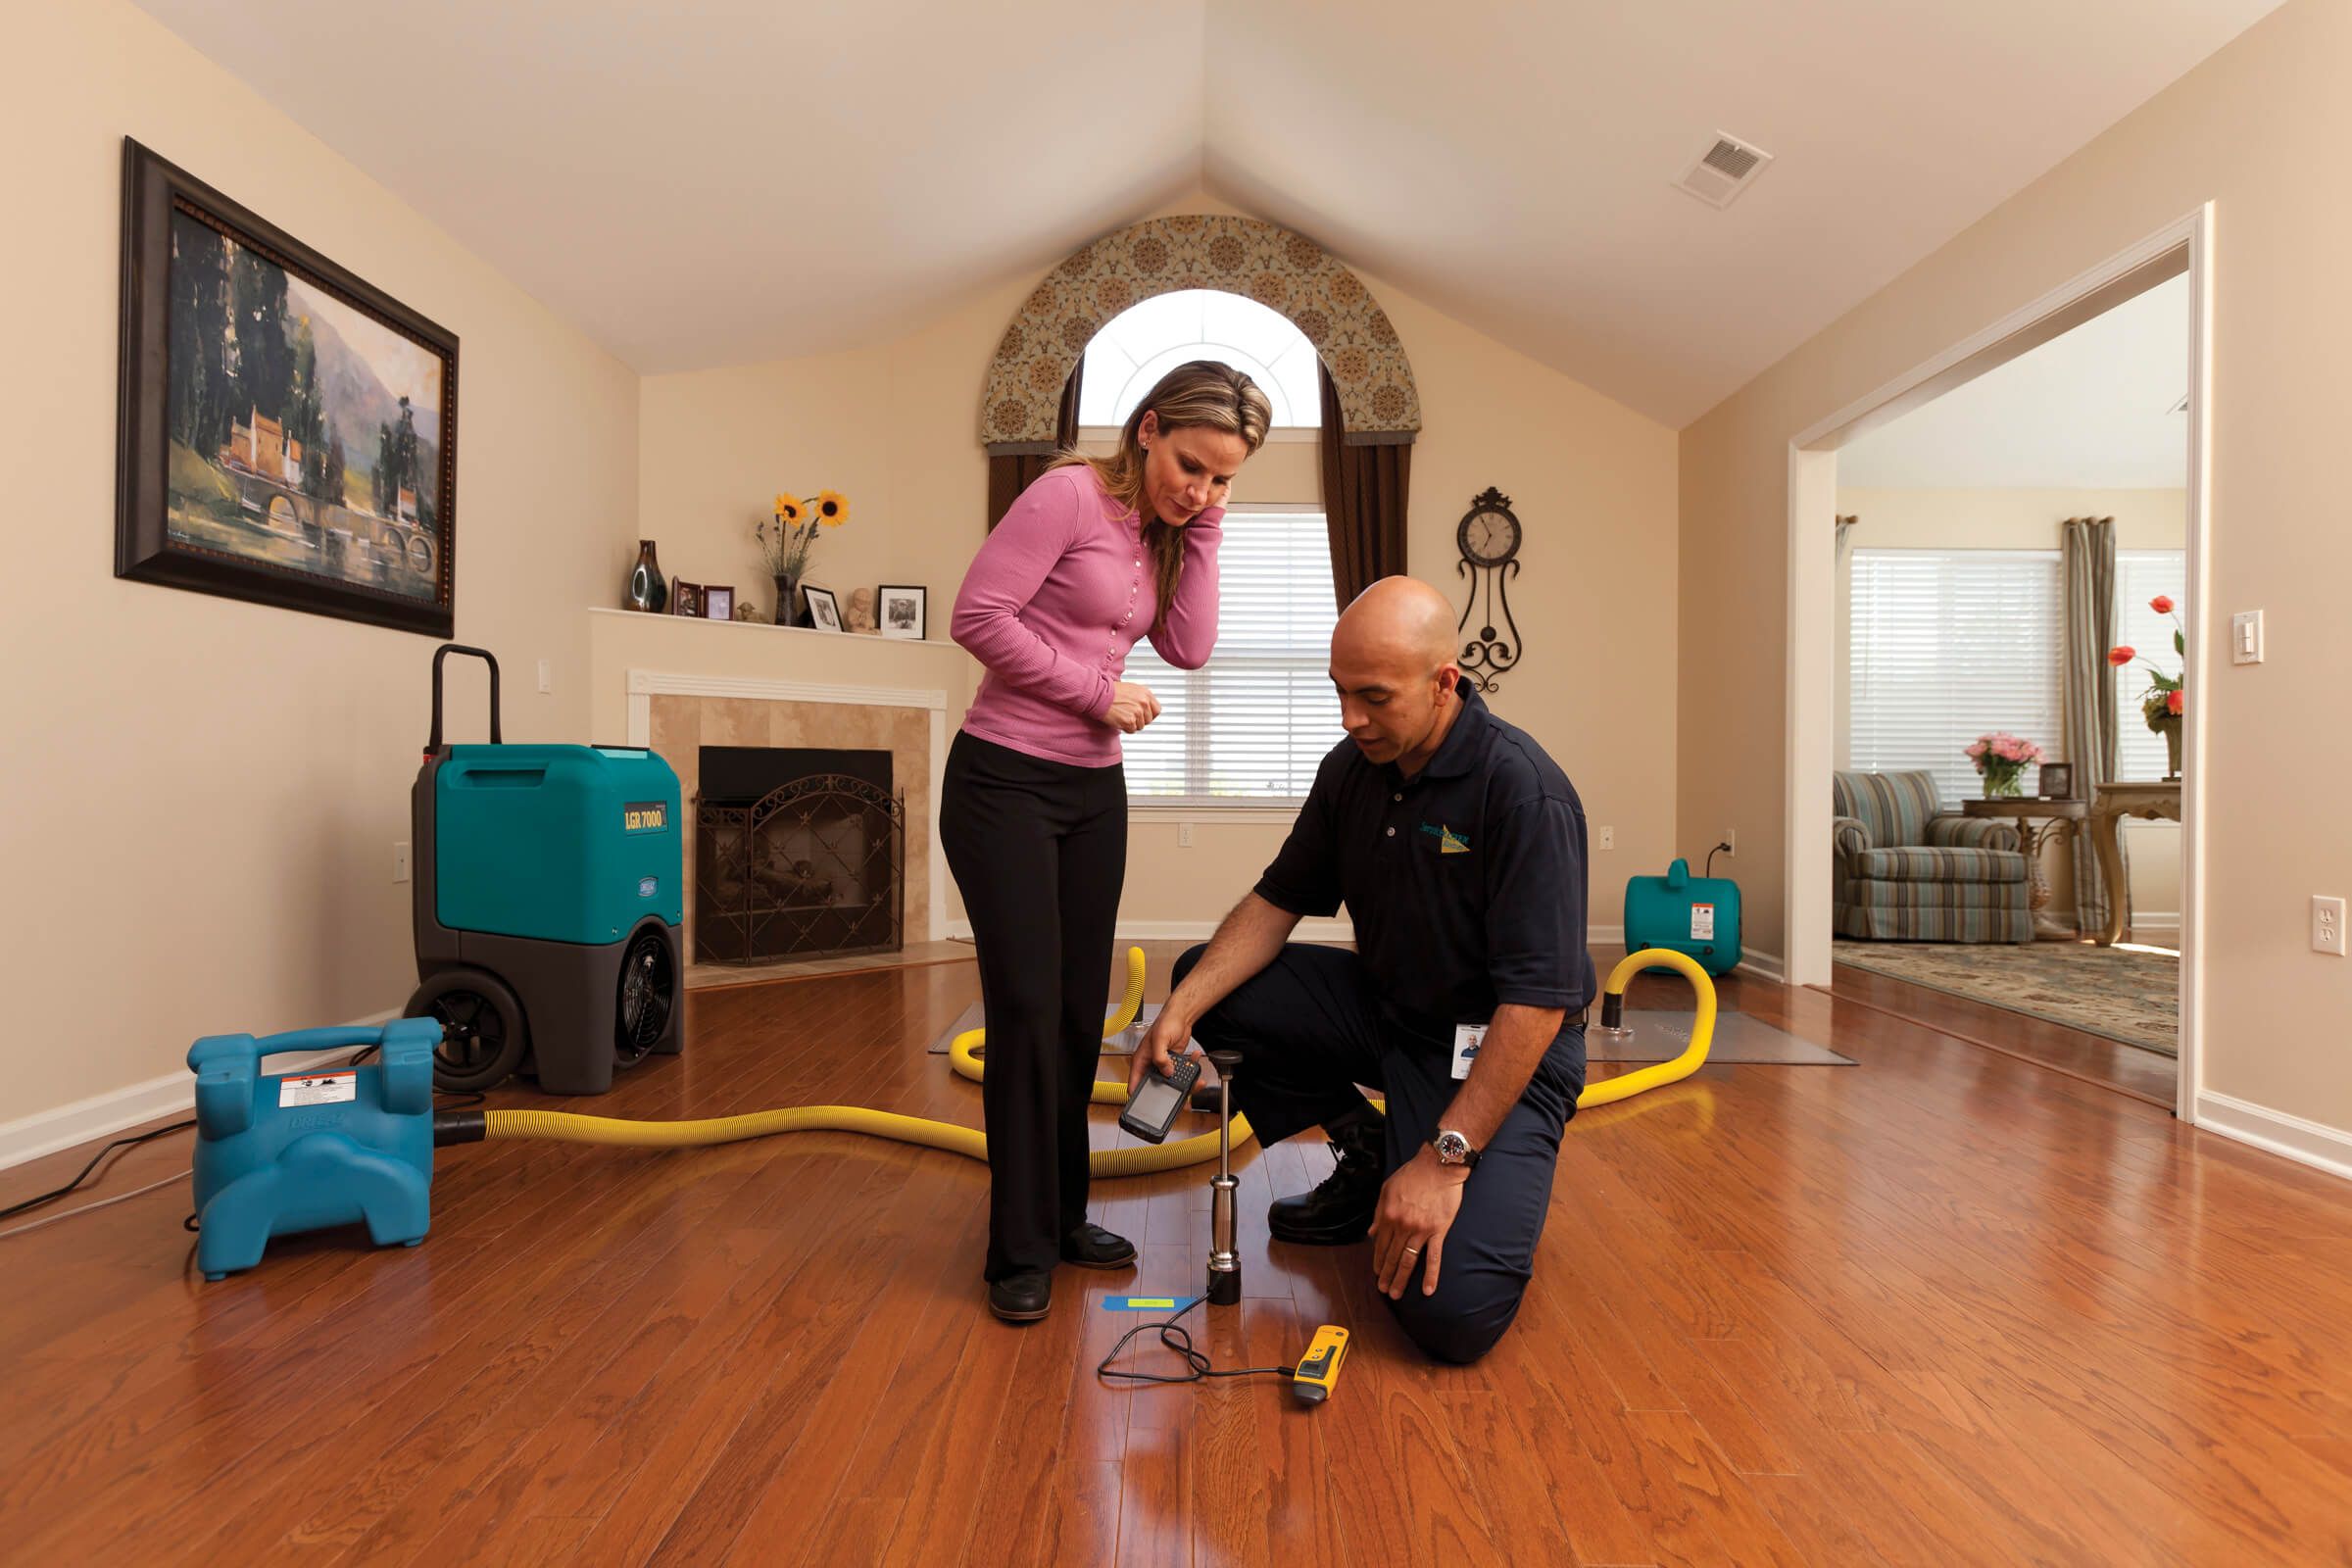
left=696, top=773, right=905, bottom=964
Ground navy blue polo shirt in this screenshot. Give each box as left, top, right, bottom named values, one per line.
left=1254, top=686, right=1596, bottom=1046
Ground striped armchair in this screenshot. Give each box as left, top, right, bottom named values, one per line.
left=1833, top=770, right=2032, bottom=943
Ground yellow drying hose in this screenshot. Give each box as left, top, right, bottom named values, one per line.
left=481, top=946, right=1716, bottom=1175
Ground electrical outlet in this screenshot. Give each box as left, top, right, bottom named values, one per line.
left=1597, top=826, right=1615, bottom=851
left=1723, top=828, right=1737, bottom=858
left=537, top=658, right=553, bottom=694
left=394, top=841, right=411, bottom=883
left=1179, top=822, right=1193, bottom=849
left=2315, top=896, right=2346, bottom=956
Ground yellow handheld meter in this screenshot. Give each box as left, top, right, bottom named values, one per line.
left=1292, top=1324, right=1349, bottom=1404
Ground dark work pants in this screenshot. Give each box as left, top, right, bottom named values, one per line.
left=941, top=731, right=1129, bottom=1282
left=1174, top=942, right=1584, bottom=1364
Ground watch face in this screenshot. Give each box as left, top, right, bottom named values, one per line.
left=1436, top=1131, right=1470, bottom=1162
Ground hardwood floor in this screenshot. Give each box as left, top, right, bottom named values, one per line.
left=1828, top=958, right=2180, bottom=1106
left=5, top=944, right=2351, bottom=1565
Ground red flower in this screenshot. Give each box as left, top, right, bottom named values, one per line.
left=2149, top=595, right=2176, bottom=614
left=2167, top=690, right=2184, bottom=715
left=2108, top=646, right=2135, bottom=665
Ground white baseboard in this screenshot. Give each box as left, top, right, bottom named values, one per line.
left=2129, top=912, right=2181, bottom=933
left=0, top=1008, right=401, bottom=1174
left=1736, top=947, right=1787, bottom=985
left=2194, top=1092, right=2352, bottom=1185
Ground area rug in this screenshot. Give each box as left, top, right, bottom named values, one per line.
left=1833, top=940, right=2179, bottom=1055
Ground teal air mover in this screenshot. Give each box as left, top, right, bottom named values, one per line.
left=404, top=645, right=683, bottom=1094
left=1622, top=857, right=1741, bottom=977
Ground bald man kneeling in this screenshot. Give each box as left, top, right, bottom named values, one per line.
left=1132, top=577, right=1596, bottom=1364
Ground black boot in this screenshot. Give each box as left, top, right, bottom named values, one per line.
left=1267, top=1105, right=1387, bottom=1245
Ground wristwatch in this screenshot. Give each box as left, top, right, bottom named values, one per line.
left=1431, top=1129, right=1481, bottom=1169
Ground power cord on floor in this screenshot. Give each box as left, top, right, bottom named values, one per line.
left=0, top=1170, right=193, bottom=1241
left=1097, top=1297, right=1297, bottom=1387
left=0, top=1118, right=196, bottom=1224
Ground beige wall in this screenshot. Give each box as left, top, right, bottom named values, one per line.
left=1681, top=0, right=2352, bottom=1126
left=1834, top=489, right=2185, bottom=924
left=639, top=190, right=1681, bottom=936
left=1, top=1, right=640, bottom=1130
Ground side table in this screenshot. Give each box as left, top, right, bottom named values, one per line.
left=1961, top=796, right=2088, bottom=941
left=2088, top=780, right=2182, bottom=946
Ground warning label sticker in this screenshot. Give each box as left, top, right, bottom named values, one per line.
left=277, top=1071, right=358, bottom=1108
left=1690, top=903, right=1716, bottom=941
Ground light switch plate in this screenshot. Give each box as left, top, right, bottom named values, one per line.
left=2232, top=610, right=2264, bottom=665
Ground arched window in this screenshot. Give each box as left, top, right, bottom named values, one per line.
left=1078, top=290, right=1340, bottom=806
left=1079, top=290, right=1322, bottom=430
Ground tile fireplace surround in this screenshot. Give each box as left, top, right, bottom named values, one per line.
left=622, top=670, right=950, bottom=956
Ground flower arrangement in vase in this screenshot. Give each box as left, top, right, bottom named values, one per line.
left=757, top=489, right=851, bottom=626
left=2110, top=593, right=2184, bottom=779
left=1966, top=732, right=2044, bottom=798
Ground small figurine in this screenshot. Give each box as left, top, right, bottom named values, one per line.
left=733, top=599, right=767, bottom=624
left=845, top=586, right=878, bottom=634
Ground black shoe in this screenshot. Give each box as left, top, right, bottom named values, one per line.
left=1267, top=1108, right=1387, bottom=1246
left=1189, top=1080, right=1223, bottom=1114
left=1060, top=1223, right=1137, bottom=1270
left=988, top=1269, right=1052, bottom=1322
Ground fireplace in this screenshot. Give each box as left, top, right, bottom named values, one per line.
left=695, top=747, right=905, bottom=964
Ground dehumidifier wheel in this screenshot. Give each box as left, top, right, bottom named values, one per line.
left=407, top=968, right=528, bottom=1093
left=614, top=927, right=676, bottom=1067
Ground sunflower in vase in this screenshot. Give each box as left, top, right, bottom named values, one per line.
left=2110, top=593, right=2184, bottom=778
left=757, top=489, right=851, bottom=624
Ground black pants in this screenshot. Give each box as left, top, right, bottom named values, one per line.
left=941, top=731, right=1129, bottom=1282
left=1174, top=942, right=1584, bottom=1364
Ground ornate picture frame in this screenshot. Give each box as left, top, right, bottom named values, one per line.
left=115, top=138, right=460, bottom=637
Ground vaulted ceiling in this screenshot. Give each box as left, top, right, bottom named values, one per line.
left=132, top=0, right=2281, bottom=426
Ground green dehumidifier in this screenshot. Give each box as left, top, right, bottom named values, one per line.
left=404, top=644, right=684, bottom=1094
left=1623, top=856, right=1741, bottom=977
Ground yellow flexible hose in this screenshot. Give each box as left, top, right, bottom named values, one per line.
left=482, top=946, right=1715, bottom=1173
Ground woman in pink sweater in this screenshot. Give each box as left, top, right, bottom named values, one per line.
left=946, top=361, right=1271, bottom=1322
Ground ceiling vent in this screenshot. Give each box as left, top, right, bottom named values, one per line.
left=1674, top=132, right=1774, bottom=209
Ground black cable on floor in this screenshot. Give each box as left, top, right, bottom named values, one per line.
left=0, top=1118, right=196, bottom=1223
left=1097, top=1297, right=1296, bottom=1387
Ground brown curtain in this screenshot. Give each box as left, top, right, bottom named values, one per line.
left=2062, top=515, right=2123, bottom=935
left=985, top=361, right=1084, bottom=530
left=1318, top=362, right=1411, bottom=607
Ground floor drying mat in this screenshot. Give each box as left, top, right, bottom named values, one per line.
left=1592, top=1009, right=1853, bottom=1066
left=930, top=1002, right=1850, bottom=1067
left=928, top=1001, right=1166, bottom=1056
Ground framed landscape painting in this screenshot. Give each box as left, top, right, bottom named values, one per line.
left=115, top=138, right=459, bottom=636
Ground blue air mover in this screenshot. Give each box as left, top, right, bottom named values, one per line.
left=403, top=645, right=683, bottom=1095
left=1623, top=856, right=1741, bottom=977
left=188, top=1019, right=441, bottom=1279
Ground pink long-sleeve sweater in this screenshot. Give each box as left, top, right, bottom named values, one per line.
left=952, top=464, right=1222, bottom=767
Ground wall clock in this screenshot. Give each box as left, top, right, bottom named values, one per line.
left=1454, top=486, right=1523, bottom=693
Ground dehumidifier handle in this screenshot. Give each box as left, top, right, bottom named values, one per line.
left=426, top=643, right=503, bottom=754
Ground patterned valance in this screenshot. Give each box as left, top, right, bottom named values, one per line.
left=979, top=215, right=1422, bottom=452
